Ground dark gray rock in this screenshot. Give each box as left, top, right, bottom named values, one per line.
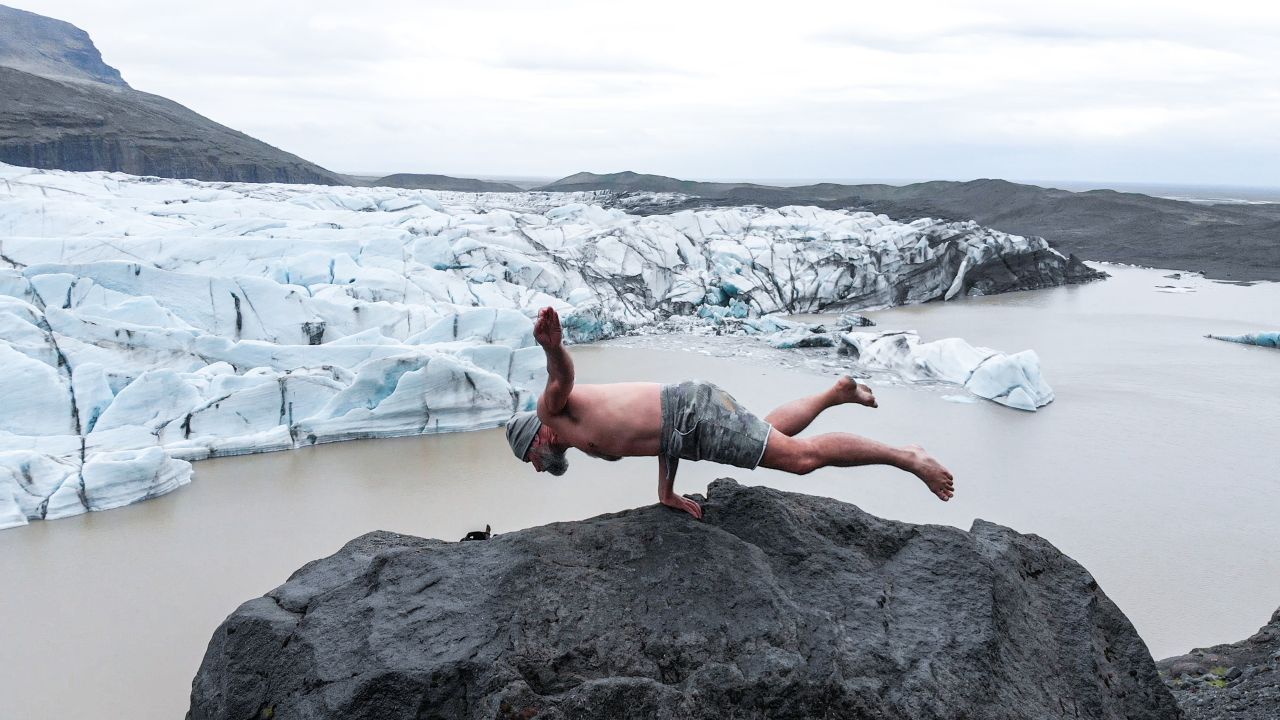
left=1158, top=606, right=1280, bottom=720
left=190, top=479, right=1179, bottom=720
left=542, top=171, right=1280, bottom=282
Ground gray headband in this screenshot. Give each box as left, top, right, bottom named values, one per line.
left=505, top=411, right=542, bottom=461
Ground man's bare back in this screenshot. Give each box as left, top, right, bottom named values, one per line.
left=506, top=307, right=956, bottom=519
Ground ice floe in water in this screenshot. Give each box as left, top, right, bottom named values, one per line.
left=600, top=313, right=1053, bottom=411
left=839, top=331, right=1054, bottom=411
left=1206, top=332, right=1279, bottom=349
left=0, top=163, right=1077, bottom=527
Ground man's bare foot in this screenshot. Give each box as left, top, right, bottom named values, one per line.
left=661, top=494, right=703, bottom=520
left=903, top=444, right=954, bottom=501
left=834, top=376, right=878, bottom=408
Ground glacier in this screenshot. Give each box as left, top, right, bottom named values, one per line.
left=0, top=163, right=1084, bottom=528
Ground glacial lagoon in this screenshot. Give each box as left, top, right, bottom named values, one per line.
left=1, top=265, right=1277, bottom=718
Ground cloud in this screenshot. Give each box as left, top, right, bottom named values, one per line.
left=493, top=50, right=689, bottom=76
left=9, top=0, right=1280, bottom=185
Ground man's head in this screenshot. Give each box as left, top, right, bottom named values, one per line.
left=506, top=411, right=569, bottom=475
left=506, top=411, right=541, bottom=461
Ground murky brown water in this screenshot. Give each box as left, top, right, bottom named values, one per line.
left=1, top=265, right=1277, bottom=718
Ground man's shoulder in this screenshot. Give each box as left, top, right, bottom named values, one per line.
left=535, top=395, right=565, bottom=422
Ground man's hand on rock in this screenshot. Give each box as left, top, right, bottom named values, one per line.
left=661, top=494, right=703, bottom=520
left=534, top=306, right=563, bottom=348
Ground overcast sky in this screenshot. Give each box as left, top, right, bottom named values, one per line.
left=15, top=0, right=1280, bottom=186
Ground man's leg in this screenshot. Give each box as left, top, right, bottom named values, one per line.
left=764, top=377, right=877, bottom=437
left=760, top=428, right=955, bottom=501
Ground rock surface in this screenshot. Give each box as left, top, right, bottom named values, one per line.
left=190, top=479, right=1180, bottom=720
left=1158, top=607, right=1280, bottom=720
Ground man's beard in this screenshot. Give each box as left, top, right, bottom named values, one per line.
left=536, top=446, right=569, bottom=476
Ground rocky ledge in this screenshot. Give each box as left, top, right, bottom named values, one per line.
left=1158, top=607, right=1280, bottom=720
left=189, top=479, right=1179, bottom=719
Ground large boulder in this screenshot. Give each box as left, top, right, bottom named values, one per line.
left=189, top=479, right=1179, bottom=719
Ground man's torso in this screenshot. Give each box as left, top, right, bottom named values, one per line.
left=541, top=382, right=663, bottom=458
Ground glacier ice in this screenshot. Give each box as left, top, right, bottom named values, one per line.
left=839, top=331, right=1055, bottom=411
left=0, top=163, right=1078, bottom=527
left=766, top=329, right=837, bottom=349
left=1206, top=332, right=1279, bottom=349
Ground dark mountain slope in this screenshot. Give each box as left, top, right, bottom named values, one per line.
left=0, top=5, right=343, bottom=184
left=374, top=173, right=523, bottom=192
left=0, top=67, right=344, bottom=184
left=0, top=4, right=127, bottom=86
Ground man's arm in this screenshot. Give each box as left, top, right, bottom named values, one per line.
left=658, top=455, right=703, bottom=519
left=534, top=307, right=573, bottom=415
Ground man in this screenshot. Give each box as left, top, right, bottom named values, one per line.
left=506, top=307, right=955, bottom=519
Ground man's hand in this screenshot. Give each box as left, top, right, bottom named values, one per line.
left=535, top=306, right=573, bottom=415
left=660, top=494, right=703, bottom=520
left=534, top=306, right=563, bottom=348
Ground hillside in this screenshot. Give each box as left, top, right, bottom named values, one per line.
left=373, top=173, right=523, bottom=192
left=0, top=5, right=343, bottom=184
left=0, top=4, right=127, bottom=86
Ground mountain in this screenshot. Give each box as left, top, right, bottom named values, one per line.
left=848, top=179, right=1280, bottom=283
left=0, top=4, right=126, bottom=86
left=540, top=172, right=1280, bottom=281
left=0, top=4, right=343, bottom=185
left=542, top=170, right=753, bottom=195
left=373, top=173, right=523, bottom=192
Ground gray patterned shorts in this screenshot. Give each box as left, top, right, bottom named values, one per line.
left=659, top=380, right=772, bottom=471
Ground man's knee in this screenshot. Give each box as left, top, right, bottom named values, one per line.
left=763, top=436, right=821, bottom=475
left=792, top=448, right=822, bottom=475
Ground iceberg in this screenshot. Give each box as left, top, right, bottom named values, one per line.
left=839, top=331, right=1055, bottom=411
left=766, top=329, right=836, bottom=349
left=0, top=163, right=1079, bottom=527
left=1206, top=332, right=1279, bottom=349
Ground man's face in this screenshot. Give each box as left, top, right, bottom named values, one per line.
left=527, top=433, right=569, bottom=476
left=529, top=444, right=569, bottom=476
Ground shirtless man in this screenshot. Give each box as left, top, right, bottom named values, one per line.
left=506, top=307, right=955, bottom=519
